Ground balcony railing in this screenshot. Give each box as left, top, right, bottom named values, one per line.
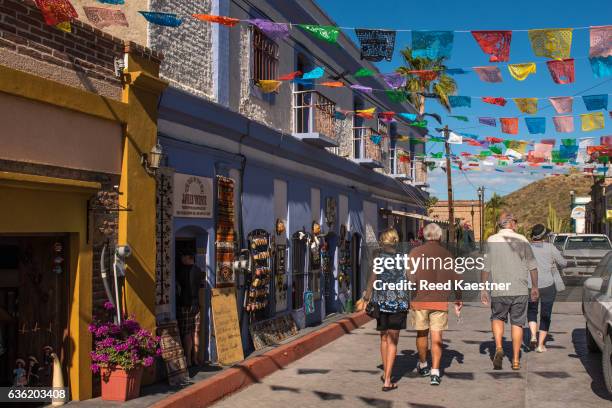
left=352, top=127, right=383, bottom=168
left=292, top=90, right=337, bottom=147
left=389, top=148, right=412, bottom=180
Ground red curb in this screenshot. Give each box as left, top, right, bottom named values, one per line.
left=150, top=312, right=371, bottom=408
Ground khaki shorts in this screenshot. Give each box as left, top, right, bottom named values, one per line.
left=411, top=309, right=448, bottom=331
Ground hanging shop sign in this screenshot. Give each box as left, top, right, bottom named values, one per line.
left=216, top=176, right=236, bottom=286
left=211, top=287, right=244, bottom=365
left=570, top=205, right=586, bottom=219
left=250, top=314, right=298, bottom=351
left=173, top=173, right=213, bottom=218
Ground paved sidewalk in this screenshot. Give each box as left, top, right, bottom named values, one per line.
left=213, top=302, right=612, bottom=408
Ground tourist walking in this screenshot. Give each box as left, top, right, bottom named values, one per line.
left=409, top=223, right=463, bottom=385
left=359, top=228, right=410, bottom=391
left=481, top=213, right=539, bottom=370
left=528, top=224, right=567, bottom=353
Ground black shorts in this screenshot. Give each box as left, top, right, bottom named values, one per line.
left=376, top=312, right=407, bottom=331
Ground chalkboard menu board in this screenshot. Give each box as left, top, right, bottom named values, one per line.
left=211, top=287, right=244, bottom=365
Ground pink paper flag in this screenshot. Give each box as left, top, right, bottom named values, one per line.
left=547, top=59, right=575, bottom=84
left=474, top=66, right=503, bottom=83
left=590, top=26, right=612, bottom=58
left=553, top=116, right=574, bottom=133
left=549, top=96, right=573, bottom=114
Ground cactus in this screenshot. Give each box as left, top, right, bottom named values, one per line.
left=546, top=202, right=568, bottom=233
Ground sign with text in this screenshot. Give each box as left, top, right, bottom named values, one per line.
left=173, top=173, right=213, bottom=218
left=211, top=287, right=244, bottom=365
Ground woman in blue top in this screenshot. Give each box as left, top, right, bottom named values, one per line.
left=361, top=227, right=410, bottom=391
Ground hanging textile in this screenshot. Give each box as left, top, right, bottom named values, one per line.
left=297, top=25, right=340, bottom=44
left=528, top=28, right=573, bottom=60
left=590, top=57, right=612, bottom=78
left=513, top=98, right=538, bottom=114
left=382, top=73, right=406, bottom=89
left=474, top=66, right=503, bottom=83
left=590, top=26, right=612, bottom=58
left=354, top=67, right=374, bottom=77
left=466, top=139, right=482, bottom=147
left=385, top=90, right=409, bottom=103
left=478, top=117, right=496, bottom=127
left=279, top=71, right=302, bottom=81
left=525, top=117, right=546, bottom=134
left=256, top=80, right=281, bottom=93
left=320, top=81, right=344, bottom=88
left=549, top=96, right=573, bottom=113
left=449, top=115, right=469, bottom=122
left=34, top=0, right=78, bottom=26
left=192, top=14, right=237, bottom=27
left=507, top=63, right=536, bottom=81
left=350, top=84, right=372, bottom=93
left=410, top=137, right=426, bottom=144
left=581, top=112, right=605, bottom=131
left=546, top=59, right=575, bottom=84
left=482, top=97, right=507, bottom=106
left=500, top=118, right=519, bottom=134
left=553, top=116, right=574, bottom=133
left=582, top=94, right=609, bottom=111
left=302, top=66, right=325, bottom=79
left=246, top=19, right=290, bottom=40
left=448, top=96, right=471, bottom=108
left=471, top=30, right=512, bottom=62
left=83, top=6, right=128, bottom=29
left=356, top=107, right=376, bottom=119
left=354, top=29, right=396, bottom=62
left=398, top=113, right=418, bottom=121
left=411, top=30, right=454, bottom=59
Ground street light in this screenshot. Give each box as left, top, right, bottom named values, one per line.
left=477, top=186, right=484, bottom=247
left=141, top=143, right=164, bottom=176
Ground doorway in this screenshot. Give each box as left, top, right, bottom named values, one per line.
left=350, top=232, right=362, bottom=303
left=0, top=235, right=70, bottom=387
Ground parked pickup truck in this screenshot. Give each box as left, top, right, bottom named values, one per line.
left=582, top=252, right=612, bottom=395
left=561, top=234, right=612, bottom=278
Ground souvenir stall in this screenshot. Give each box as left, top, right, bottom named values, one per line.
left=337, top=225, right=353, bottom=312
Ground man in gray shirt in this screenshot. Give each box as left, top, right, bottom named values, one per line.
left=481, top=212, right=539, bottom=370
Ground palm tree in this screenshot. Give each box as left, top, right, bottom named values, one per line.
left=396, top=48, right=458, bottom=114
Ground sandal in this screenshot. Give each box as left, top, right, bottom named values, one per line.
left=382, top=383, right=398, bottom=392
left=512, top=361, right=521, bottom=370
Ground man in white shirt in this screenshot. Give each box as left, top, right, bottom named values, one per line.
left=481, top=212, right=539, bottom=370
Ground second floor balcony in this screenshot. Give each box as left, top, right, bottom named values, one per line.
left=292, top=90, right=338, bottom=148
left=352, top=127, right=384, bottom=169
left=389, top=148, right=412, bottom=181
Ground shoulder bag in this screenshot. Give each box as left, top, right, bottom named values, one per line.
left=550, top=245, right=566, bottom=292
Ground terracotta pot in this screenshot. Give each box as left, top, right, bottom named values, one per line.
left=100, top=366, right=143, bottom=401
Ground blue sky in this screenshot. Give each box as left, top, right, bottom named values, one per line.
left=317, top=0, right=612, bottom=201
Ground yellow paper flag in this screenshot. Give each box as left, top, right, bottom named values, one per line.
left=507, top=63, right=536, bottom=81
left=55, top=22, right=72, bottom=33
left=581, top=112, right=605, bottom=132
left=256, top=80, right=282, bottom=93
left=513, top=98, right=538, bottom=114
left=528, top=28, right=573, bottom=60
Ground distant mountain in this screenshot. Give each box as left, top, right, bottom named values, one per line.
left=502, top=173, right=593, bottom=231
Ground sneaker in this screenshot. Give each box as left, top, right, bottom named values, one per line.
left=418, top=365, right=431, bottom=377
left=430, top=374, right=441, bottom=385
left=493, top=348, right=504, bottom=370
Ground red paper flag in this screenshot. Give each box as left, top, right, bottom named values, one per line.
left=601, top=136, right=612, bottom=147
left=379, top=111, right=395, bottom=121
left=486, top=136, right=504, bottom=144
left=34, top=0, right=78, bottom=26
left=193, top=14, right=240, bottom=27
left=540, top=139, right=556, bottom=146
left=546, top=59, right=575, bottom=84
left=411, top=70, right=438, bottom=81
left=482, top=97, right=507, bottom=106
left=500, top=118, right=519, bottom=134
left=471, top=31, right=512, bottom=62
left=279, top=71, right=302, bottom=81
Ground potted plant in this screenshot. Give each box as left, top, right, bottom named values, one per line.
left=89, top=302, right=162, bottom=401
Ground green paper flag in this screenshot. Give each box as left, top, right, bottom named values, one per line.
left=561, top=138, right=576, bottom=146
left=410, top=137, right=425, bottom=144
left=431, top=152, right=444, bottom=158
left=479, top=150, right=492, bottom=157
left=386, top=90, right=409, bottom=103
left=409, top=120, right=428, bottom=128
left=598, top=155, right=609, bottom=164
left=551, top=151, right=568, bottom=163
left=355, top=67, right=374, bottom=77
left=449, top=115, right=469, bottom=122
left=490, top=145, right=503, bottom=154
left=297, top=24, right=340, bottom=44
left=429, top=137, right=445, bottom=143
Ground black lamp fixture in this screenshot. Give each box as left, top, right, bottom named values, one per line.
left=141, top=143, right=164, bottom=176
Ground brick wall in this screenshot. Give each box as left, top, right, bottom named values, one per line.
left=0, top=0, right=162, bottom=99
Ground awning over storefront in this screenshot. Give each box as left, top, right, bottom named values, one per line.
left=380, top=208, right=450, bottom=226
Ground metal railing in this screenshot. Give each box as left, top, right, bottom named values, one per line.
left=293, top=90, right=336, bottom=141
left=352, top=127, right=383, bottom=162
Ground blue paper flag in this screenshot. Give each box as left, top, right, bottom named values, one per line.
left=302, top=66, right=325, bottom=80
left=292, top=78, right=315, bottom=86
left=412, top=31, right=454, bottom=59
left=525, top=117, right=546, bottom=134
left=139, top=12, right=182, bottom=27
left=590, top=57, right=612, bottom=78
left=560, top=145, right=578, bottom=159
left=370, top=134, right=382, bottom=145
left=446, top=68, right=469, bottom=75
left=582, top=94, right=609, bottom=111
left=448, top=96, right=471, bottom=108
left=478, top=117, right=497, bottom=127
left=98, top=0, right=125, bottom=4
left=398, top=113, right=418, bottom=121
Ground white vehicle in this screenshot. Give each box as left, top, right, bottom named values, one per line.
left=582, top=252, right=612, bottom=395
left=550, top=232, right=573, bottom=250
left=562, top=234, right=612, bottom=278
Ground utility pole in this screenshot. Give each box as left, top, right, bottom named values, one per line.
left=442, top=125, right=455, bottom=244
left=478, top=186, right=485, bottom=247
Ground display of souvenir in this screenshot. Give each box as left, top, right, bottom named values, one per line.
left=246, top=229, right=272, bottom=315
left=325, top=197, right=337, bottom=228
left=275, top=218, right=286, bottom=236
left=337, top=229, right=352, bottom=311
left=13, top=358, right=27, bottom=386
left=274, top=244, right=288, bottom=312
left=215, top=176, right=236, bottom=285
